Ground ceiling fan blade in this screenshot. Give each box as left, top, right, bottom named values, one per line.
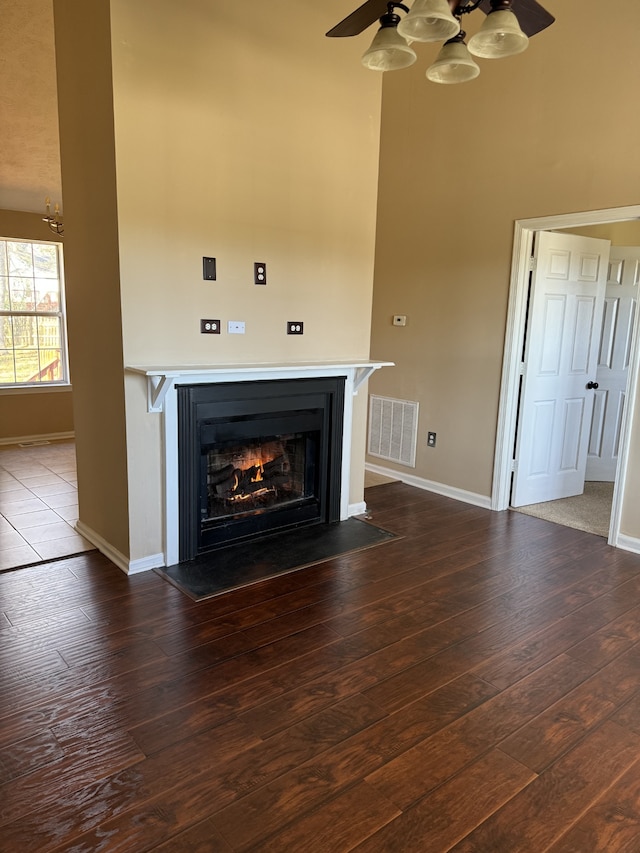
left=326, top=0, right=391, bottom=37
left=477, top=0, right=555, bottom=37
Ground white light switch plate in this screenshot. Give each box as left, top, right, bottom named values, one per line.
left=228, top=320, right=245, bottom=334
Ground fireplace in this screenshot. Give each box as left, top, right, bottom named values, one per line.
left=125, top=360, right=391, bottom=572
left=177, top=377, right=345, bottom=560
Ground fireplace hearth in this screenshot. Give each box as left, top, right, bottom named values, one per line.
left=177, top=377, right=345, bottom=561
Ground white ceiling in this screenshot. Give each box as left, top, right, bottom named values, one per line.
left=0, top=0, right=62, bottom=214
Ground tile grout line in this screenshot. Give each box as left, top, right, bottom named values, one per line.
left=0, top=443, right=91, bottom=570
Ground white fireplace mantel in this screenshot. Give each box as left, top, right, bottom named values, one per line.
left=126, top=360, right=393, bottom=567
left=127, top=360, right=393, bottom=414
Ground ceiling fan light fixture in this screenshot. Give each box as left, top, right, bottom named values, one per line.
left=361, top=15, right=417, bottom=71
left=426, top=33, right=480, bottom=84
left=467, top=6, right=528, bottom=58
left=397, top=0, right=460, bottom=44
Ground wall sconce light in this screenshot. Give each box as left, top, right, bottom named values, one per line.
left=43, top=197, right=64, bottom=235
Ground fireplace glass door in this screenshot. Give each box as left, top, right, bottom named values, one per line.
left=205, top=433, right=316, bottom=520
left=178, top=378, right=345, bottom=561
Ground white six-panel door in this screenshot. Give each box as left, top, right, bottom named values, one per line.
left=586, top=247, right=640, bottom=481
left=512, top=231, right=609, bottom=507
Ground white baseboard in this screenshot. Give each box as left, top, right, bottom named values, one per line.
left=128, top=553, right=166, bottom=574
left=75, top=520, right=164, bottom=575
left=613, top=533, right=640, bottom=555
left=348, top=501, right=368, bottom=517
left=0, top=430, right=75, bottom=447
left=365, top=462, right=492, bottom=510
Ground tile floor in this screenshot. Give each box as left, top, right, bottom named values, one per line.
left=0, top=440, right=94, bottom=571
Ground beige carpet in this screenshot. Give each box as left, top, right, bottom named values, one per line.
left=512, top=481, right=614, bottom=538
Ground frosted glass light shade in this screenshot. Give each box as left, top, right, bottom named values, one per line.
left=397, top=0, right=460, bottom=44
left=467, top=9, right=528, bottom=58
left=426, top=40, right=480, bottom=84
left=361, top=26, right=417, bottom=71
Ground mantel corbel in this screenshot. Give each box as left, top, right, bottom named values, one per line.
left=148, top=373, right=177, bottom=413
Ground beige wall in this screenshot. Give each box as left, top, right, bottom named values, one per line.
left=54, top=1, right=382, bottom=563
left=368, top=0, right=640, bottom=538
left=0, top=209, right=74, bottom=442
left=54, top=0, right=130, bottom=558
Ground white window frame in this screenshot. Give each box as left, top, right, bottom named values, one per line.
left=0, top=237, right=70, bottom=390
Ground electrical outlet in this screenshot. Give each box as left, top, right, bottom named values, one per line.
left=202, top=257, right=216, bottom=280
left=287, top=321, right=304, bottom=335
left=254, top=262, right=267, bottom=285
left=228, top=320, right=245, bottom=334
left=200, top=319, right=220, bottom=334
left=427, top=431, right=437, bottom=447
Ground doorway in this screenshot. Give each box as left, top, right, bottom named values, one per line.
left=492, top=205, right=640, bottom=548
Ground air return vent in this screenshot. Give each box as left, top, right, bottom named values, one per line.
left=368, top=395, right=418, bottom=468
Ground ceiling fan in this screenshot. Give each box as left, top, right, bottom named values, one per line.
left=327, top=0, right=556, bottom=84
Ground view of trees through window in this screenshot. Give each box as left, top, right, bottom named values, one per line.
left=0, top=239, right=67, bottom=385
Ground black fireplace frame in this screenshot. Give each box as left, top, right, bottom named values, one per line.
left=177, top=377, right=345, bottom=561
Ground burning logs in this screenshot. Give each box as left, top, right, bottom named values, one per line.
left=209, top=454, right=289, bottom=501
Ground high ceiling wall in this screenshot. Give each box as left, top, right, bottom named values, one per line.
left=0, top=0, right=62, bottom=213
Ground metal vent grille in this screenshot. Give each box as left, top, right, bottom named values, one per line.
left=368, top=395, right=418, bottom=468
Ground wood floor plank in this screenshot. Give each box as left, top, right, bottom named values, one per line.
left=253, top=781, right=401, bottom=853
left=44, top=696, right=387, bottom=853
left=210, top=674, right=500, bottom=850
left=234, top=604, right=487, bottom=739
left=353, top=749, right=535, bottom=853
left=544, top=757, right=640, bottom=852
left=565, top=601, right=640, bottom=667
left=249, top=534, right=615, bottom=735
left=2, top=482, right=640, bottom=851
left=0, top=716, right=261, bottom=850
left=473, top=604, right=622, bottom=691
left=500, top=645, right=640, bottom=772
left=0, top=720, right=145, bottom=830
left=152, top=818, right=234, bottom=851
left=364, top=654, right=595, bottom=811
left=0, top=728, right=64, bottom=783
left=448, top=722, right=640, bottom=853
left=612, top=691, right=640, bottom=735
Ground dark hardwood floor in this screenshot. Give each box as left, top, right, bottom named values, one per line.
left=2, top=481, right=640, bottom=851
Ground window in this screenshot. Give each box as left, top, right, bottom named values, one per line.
left=0, top=238, right=69, bottom=386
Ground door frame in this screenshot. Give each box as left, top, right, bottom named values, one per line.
left=492, top=205, right=640, bottom=548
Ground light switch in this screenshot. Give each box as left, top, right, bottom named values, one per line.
left=228, top=320, right=245, bottom=334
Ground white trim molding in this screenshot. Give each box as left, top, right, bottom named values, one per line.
left=615, top=534, right=640, bottom=555
left=127, top=361, right=393, bottom=414
left=76, top=520, right=164, bottom=575
left=365, top=462, right=492, bottom=510
left=492, top=205, right=640, bottom=550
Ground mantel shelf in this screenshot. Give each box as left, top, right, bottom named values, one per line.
left=126, top=360, right=394, bottom=413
